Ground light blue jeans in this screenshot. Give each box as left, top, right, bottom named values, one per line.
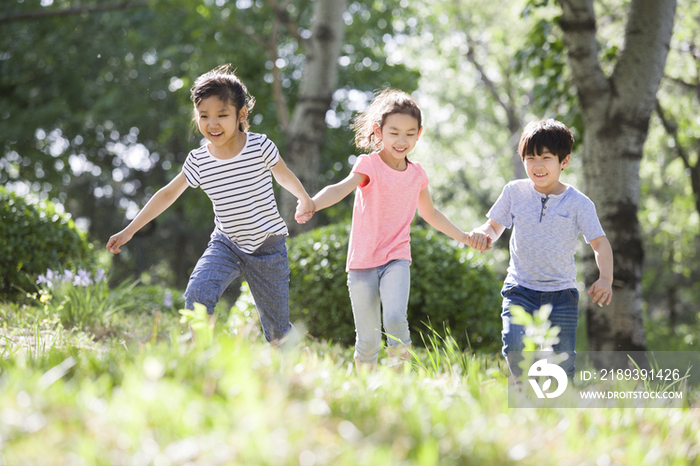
left=347, top=259, right=411, bottom=364
left=184, top=229, right=295, bottom=343
left=501, top=283, right=579, bottom=378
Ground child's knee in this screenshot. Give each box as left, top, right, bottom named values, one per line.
left=184, top=281, right=219, bottom=314
left=354, top=332, right=381, bottom=364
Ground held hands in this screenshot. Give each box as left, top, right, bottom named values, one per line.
left=295, top=196, right=315, bottom=224
left=588, top=277, right=613, bottom=307
left=467, top=230, right=492, bottom=253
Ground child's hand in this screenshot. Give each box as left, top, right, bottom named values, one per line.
left=106, top=231, right=132, bottom=254
left=468, top=231, right=492, bottom=253
left=296, top=212, right=313, bottom=224
left=295, top=197, right=315, bottom=224
left=587, top=278, right=613, bottom=307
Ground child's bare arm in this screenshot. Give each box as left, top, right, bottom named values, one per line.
left=270, top=157, right=314, bottom=219
left=312, top=172, right=367, bottom=212
left=588, top=236, right=614, bottom=306
left=416, top=187, right=471, bottom=244
left=107, top=172, right=189, bottom=254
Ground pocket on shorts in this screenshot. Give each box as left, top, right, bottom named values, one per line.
left=565, top=288, right=579, bottom=304
left=501, top=282, right=519, bottom=298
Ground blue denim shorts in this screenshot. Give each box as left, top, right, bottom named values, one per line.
left=184, top=229, right=293, bottom=343
left=501, top=283, right=579, bottom=377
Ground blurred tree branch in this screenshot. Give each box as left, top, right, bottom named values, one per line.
left=655, top=100, right=700, bottom=216
left=0, top=1, right=147, bottom=24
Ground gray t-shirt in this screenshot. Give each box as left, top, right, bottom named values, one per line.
left=487, top=179, right=605, bottom=292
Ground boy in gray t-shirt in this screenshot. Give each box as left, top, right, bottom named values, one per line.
left=470, top=119, right=613, bottom=378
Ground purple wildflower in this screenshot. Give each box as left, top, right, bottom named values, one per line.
left=36, top=270, right=54, bottom=289
left=73, top=269, right=93, bottom=287
left=163, top=289, right=173, bottom=308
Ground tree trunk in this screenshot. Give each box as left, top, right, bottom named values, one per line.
left=280, top=0, right=347, bottom=235
left=558, top=0, right=676, bottom=358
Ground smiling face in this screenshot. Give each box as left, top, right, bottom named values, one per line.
left=523, top=147, right=570, bottom=195
left=374, top=112, right=423, bottom=170
left=195, top=95, right=247, bottom=155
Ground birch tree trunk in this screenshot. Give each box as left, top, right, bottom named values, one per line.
left=558, top=0, right=676, bottom=358
left=280, top=0, right=346, bottom=235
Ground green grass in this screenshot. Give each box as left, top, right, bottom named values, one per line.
left=1, top=299, right=700, bottom=465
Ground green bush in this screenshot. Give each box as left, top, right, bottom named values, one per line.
left=288, top=222, right=503, bottom=352
left=0, top=188, right=93, bottom=301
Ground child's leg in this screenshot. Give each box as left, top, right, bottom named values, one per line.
left=500, top=284, right=538, bottom=378
left=378, top=260, right=411, bottom=364
left=184, top=230, right=243, bottom=315
left=347, top=267, right=382, bottom=366
left=545, top=289, right=579, bottom=378
left=241, top=236, right=295, bottom=344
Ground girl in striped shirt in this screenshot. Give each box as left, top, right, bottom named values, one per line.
left=107, top=64, right=313, bottom=345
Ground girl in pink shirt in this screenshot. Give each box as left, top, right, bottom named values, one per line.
left=296, top=89, right=476, bottom=372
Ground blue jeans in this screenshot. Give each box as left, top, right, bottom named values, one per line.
left=184, top=229, right=294, bottom=343
left=501, top=283, right=579, bottom=377
left=347, top=260, right=411, bottom=364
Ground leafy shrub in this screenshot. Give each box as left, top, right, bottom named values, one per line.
left=35, top=268, right=116, bottom=331
left=34, top=267, right=186, bottom=335
left=288, top=222, right=503, bottom=352
left=0, top=188, right=93, bottom=301
left=115, top=284, right=185, bottom=315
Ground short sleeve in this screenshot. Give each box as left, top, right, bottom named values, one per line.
left=577, top=197, right=606, bottom=243
left=420, top=167, right=429, bottom=191
left=259, top=134, right=280, bottom=170
left=487, top=183, right=514, bottom=228
left=412, top=161, right=430, bottom=191
left=352, top=154, right=376, bottom=188
left=182, top=151, right=200, bottom=188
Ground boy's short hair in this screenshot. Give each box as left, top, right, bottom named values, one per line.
left=518, top=119, right=574, bottom=162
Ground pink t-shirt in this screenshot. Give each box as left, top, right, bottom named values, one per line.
left=346, top=152, right=429, bottom=271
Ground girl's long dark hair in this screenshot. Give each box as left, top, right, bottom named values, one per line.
left=190, top=64, right=255, bottom=132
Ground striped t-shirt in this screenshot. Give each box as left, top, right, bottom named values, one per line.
left=182, top=132, right=288, bottom=253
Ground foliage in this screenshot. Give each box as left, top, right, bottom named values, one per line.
left=111, top=282, right=185, bottom=315
left=0, top=298, right=699, bottom=465
left=287, top=222, right=503, bottom=352
left=408, top=225, right=503, bottom=350
left=32, top=267, right=185, bottom=334
left=34, top=268, right=114, bottom=331
left=640, top=0, right=700, bottom=332
left=409, top=322, right=497, bottom=378
left=514, top=0, right=630, bottom=144
left=0, top=0, right=419, bottom=289
left=179, top=303, right=215, bottom=348
left=0, top=187, right=92, bottom=301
